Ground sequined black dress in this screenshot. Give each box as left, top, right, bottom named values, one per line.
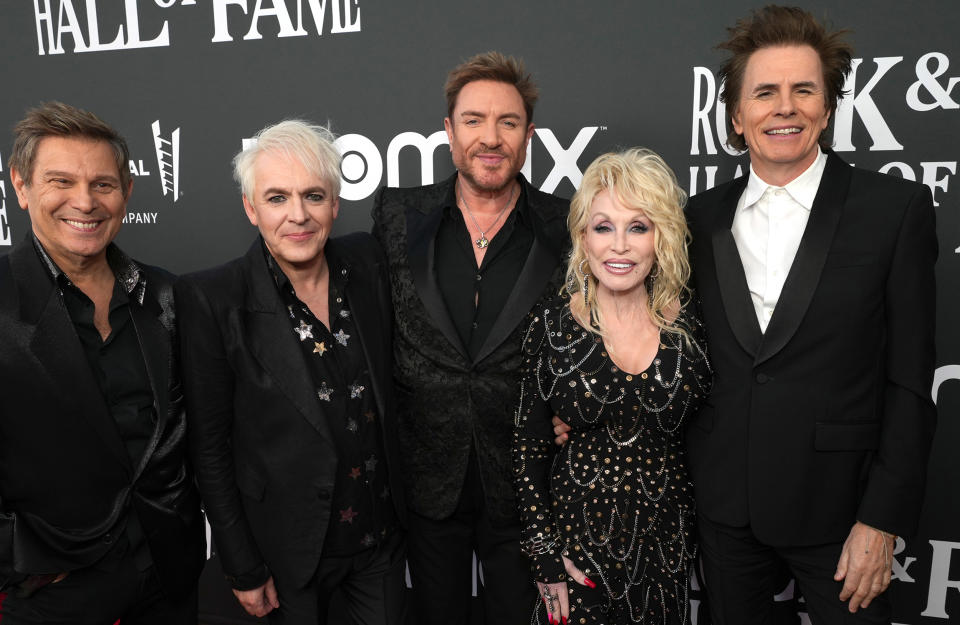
left=514, top=294, right=711, bottom=624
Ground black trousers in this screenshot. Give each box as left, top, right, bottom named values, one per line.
left=268, top=530, right=407, bottom=625
left=2, top=543, right=196, bottom=625
left=698, top=514, right=892, bottom=625
left=406, top=452, right=535, bottom=625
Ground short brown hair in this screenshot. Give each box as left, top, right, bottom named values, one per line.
left=444, top=51, right=539, bottom=123
left=8, top=101, right=131, bottom=196
left=718, top=5, right=853, bottom=151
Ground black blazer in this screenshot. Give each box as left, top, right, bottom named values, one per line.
left=0, top=237, right=205, bottom=596
left=176, top=233, right=405, bottom=589
left=686, top=152, right=937, bottom=546
left=371, top=173, right=569, bottom=524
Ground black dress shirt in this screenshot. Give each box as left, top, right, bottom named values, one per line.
left=265, top=247, right=395, bottom=558
left=32, top=237, right=154, bottom=570
left=435, top=178, right=533, bottom=360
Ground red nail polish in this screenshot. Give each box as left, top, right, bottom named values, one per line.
left=584, top=576, right=597, bottom=588
left=562, top=617, right=568, bottom=625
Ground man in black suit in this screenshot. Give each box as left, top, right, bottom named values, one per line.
left=0, top=102, right=205, bottom=623
left=371, top=51, right=569, bottom=624
left=685, top=7, right=937, bottom=624
left=178, top=120, right=406, bottom=624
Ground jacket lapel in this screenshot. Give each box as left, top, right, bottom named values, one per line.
left=756, top=153, right=850, bottom=365
left=127, top=293, right=169, bottom=478
left=710, top=177, right=763, bottom=357
left=474, top=185, right=565, bottom=363
left=10, top=240, right=129, bottom=467
left=242, top=242, right=333, bottom=438
left=405, top=177, right=470, bottom=360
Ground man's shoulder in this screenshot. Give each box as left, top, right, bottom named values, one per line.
left=847, top=163, right=928, bottom=199
left=327, top=231, right=384, bottom=268
left=374, top=176, right=455, bottom=211
left=176, top=253, right=249, bottom=303
left=688, top=175, right=744, bottom=210
left=524, top=181, right=570, bottom=218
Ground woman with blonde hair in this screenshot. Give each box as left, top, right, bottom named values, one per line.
left=514, top=148, right=712, bottom=624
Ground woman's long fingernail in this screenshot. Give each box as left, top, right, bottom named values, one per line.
left=584, top=576, right=597, bottom=588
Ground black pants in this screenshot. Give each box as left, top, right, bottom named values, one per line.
left=268, top=530, right=407, bottom=625
left=2, top=551, right=195, bottom=625
left=406, top=453, right=534, bottom=625
left=698, top=514, right=892, bottom=625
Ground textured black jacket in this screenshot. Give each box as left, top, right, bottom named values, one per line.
left=0, top=236, right=205, bottom=596
left=177, top=233, right=406, bottom=589
left=372, top=173, right=569, bottom=524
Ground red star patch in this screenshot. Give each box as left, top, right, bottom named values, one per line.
left=339, top=507, right=359, bottom=523
left=348, top=466, right=362, bottom=479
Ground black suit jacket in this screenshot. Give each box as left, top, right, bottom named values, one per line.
left=0, top=237, right=205, bottom=596
left=372, top=173, right=569, bottom=524
left=686, top=152, right=937, bottom=546
left=176, top=233, right=405, bottom=589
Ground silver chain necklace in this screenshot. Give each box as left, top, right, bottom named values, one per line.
left=457, top=181, right=517, bottom=249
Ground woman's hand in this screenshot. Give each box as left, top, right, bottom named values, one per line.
left=537, top=556, right=598, bottom=624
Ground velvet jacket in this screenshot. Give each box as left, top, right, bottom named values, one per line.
left=0, top=236, right=205, bottom=596
left=176, top=233, right=405, bottom=589
left=685, top=152, right=938, bottom=546
left=372, top=173, right=569, bottom=524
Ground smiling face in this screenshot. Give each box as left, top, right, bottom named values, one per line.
left=732, top=44, right=830, bottom=186
left=583, top=189, right=657, bottom=300
left=11, top=136, right=129, bottom=271
left=444, top=79, right=534, bottom=194
left=243, top=149, right=339, bottom=274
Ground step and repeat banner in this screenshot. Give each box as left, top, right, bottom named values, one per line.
left=1, top=2, right=957, bottom=623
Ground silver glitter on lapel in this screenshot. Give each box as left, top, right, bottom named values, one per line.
left=340, top=309, right=351, bottom=319
left=295, top=320, right=314, bottom=341
left=349, top=383, right=365, bottom=399
left=316, top=382, right=333, bottom=401
left=334, top=329, right=350, bottom=346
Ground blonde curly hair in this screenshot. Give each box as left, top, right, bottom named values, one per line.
left=565, top=148, right=691, bottom=337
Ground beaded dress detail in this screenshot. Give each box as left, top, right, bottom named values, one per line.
left=514, top=293, right=712, bottom=624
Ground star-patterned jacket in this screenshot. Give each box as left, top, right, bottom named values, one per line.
left=176, top=232, right=405, bottom=590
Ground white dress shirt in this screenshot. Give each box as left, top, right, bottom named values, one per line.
left=731, top=148, right=828, bottom=332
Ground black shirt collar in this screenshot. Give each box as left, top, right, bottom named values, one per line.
left=261, top=238, right=349, bottom=295
left=32, top=234, right=146, bottom=305
left=443, top=173, right=531, bottom=227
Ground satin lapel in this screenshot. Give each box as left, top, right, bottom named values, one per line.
left=475, top=235, right=558, bottom=363
left=709, top=176, right=763, bottom=357
left=406, top=204, right=469, bottom=360
left=11, top=244, right=129, bottom=466
left=127, top=296, right=169, bottom=479
left=756, top=155, right=851, bottom=365
left=243, top=247, right=332, bottom=437
left=342, top=266, right=386, bottom=416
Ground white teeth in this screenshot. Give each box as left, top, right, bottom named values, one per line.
left=65, top=220, right=99, bottom=230
left=766, top=128, right=801, bottom=135
left=607, top=262, right=632, bottom=269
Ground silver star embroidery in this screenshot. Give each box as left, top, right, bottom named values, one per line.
left=346, top=418, right=358, bottom=433
left=340, top=309, right=351, bottom=319
left=294, top=320, right=313, bottom=341
left=364, top=455, right=378, bottom=472
left=361, top=533, right=376, bottom=547
left=349, top=383, right=365, bottom=399
left=316, top=383, right=333, bottom=401
left=334, top=329, right=350, bottom=346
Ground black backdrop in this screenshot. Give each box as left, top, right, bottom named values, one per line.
left=1, top=2, right=957, bottom=623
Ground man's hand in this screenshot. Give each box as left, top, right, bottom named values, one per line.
left=834, top=521, right=895, bottom=612
left=551, top=416, right=571, bottom=446
left=233, top=577, right=280, bottom=618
